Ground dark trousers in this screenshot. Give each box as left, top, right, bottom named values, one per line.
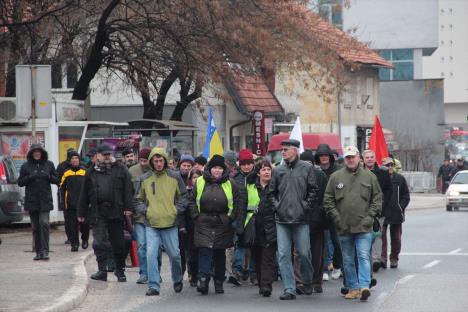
left=381, top=224, right=403, bottom=263
left=30, top=211, right=50, bottom=253
left=329, top=222, right=343, bottom=269
left=92, top=217, right=126, bottom=271
left=198, top=247, right=226, bottom=281
left=252, top=244, right=277, bottom=291
left=310, top=227, right=325, bottom=286
left=64, top=209, right=90, bottom=247
left=187, top=229, right=199, bottom=282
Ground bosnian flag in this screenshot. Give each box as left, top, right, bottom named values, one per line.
left=202, top=108, right=224, bottom=159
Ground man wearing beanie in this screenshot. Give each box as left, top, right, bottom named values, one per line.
left=194, top=155, right=207, bottom=171
left=230, top=149, right=256, bottom=286
left=128, top=147, right=152, bottom=284
left=178, top=154, right=195, bottom=185
left=224, top=151, right=238, bottom=177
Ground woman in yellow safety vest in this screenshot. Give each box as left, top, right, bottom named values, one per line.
left=189, top=155, right=242, bottom=295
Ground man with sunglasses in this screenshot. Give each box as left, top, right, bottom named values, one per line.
left=267, top=139, right=319, bottom=300
left=380, top=157, right=410, bottom=269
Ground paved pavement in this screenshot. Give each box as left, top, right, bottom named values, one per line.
left=0, top=193, right=457, bottom=312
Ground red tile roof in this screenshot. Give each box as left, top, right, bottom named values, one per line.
left=227, top=73, right=283, bottom=114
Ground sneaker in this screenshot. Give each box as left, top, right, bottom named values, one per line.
left=81, top=240, right=89, bottom=249
left=228, top=273, right=242, bottom=286
left=331, top=269, right=341, bottom=280
left=91, top=270, right=108, bottom=281
left=114, top=270, right=127, bottom=282
left=322, top=272, right=329, bottom=281
left=174, top=282, right=183, bottom=293
left=71, top=245, right=79, bottom=252
left=33, top=253, right=42, bottom=261
left=360, top=288, right=371, bottom=301
left=313, top=285, right=323, bottom=293
left=146, top=288, right=159, bottom=296
left=136, top=275, right=148, bottom=284
left=279, top=292, right=296, bottom=300
left=372, top=262, right=381, bottom=273
left=370, top=278, right=377, bottom=288
left=390, top=260, right=398, bottom=268
left=344, top=289, right=360, bottom=300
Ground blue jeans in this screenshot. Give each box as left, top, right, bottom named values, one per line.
left=198, top=248, right=226, bottom=281
left=146, top=226, right=183, bottom=291
left=134, top=223, right=147, bottom=278
left=276, top=223, right=312, bottom=294
left=338, top=232, right=373, bottom=290
left=232, top=246, right=256, bottom=275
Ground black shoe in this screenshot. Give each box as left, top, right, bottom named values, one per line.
left=227, top=275, right=241, bottom=286
left=71, top=245, right=79, bottom=252
left=174, top=282, right=183, bottom=293
left=146, top=288, right=160, bottom=296
left=280, top=292, right=296, bottom=300
left=341, top=287, right=349, bottom=295
left=370, top=278, right=377, bottom=288
left=381, top=261, right=388, bottom=269
left=65, top=239, right=70, bottom=245
left=296, top=285, right=305, bottom=295
left=82, top=241, right=89, bottom=249
left=33, top=253, right=42, bottom=261
left=313, top=285, right=323, bottom=293
left=214, top=280, right=224, bottom=294
left=190, top=279, right=198, bottom=287
left=114, top=270, right=127, bottom=282
left=241, top=271, right=249, bottom=281
left=91, top=270, right=108, bottom=281
left=199, top=278, right=209, bottom=295
left=42, top=252, right=49, bottom=260
left=372, top=262, right=381, bottom=273
left=303, top=285, right=313, bottom=295
left=260, top=287, right=272, bottom=297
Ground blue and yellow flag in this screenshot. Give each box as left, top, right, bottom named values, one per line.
left=203, top=108, right=224, bottom=159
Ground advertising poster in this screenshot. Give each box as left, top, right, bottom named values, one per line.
left=0, top=132, right=45, bottom=173
left=59, top=140, right=80, bottom=162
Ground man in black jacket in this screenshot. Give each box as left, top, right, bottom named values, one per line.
left=437, top=159, right=454, bottom=193
left=363, top=150, right=393, bottom=272
left=78, top=144, right=133, bottom=282
left=267, top=139, right=319, bottom=300
left=18, top=144, right=59, bottom=260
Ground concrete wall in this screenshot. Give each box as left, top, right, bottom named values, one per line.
left=343, top=0, right=439, bottom=50
left=380, top=79, right=445, bottom=172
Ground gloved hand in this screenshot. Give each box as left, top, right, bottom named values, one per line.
left=37, top=170, right=50, bottom=180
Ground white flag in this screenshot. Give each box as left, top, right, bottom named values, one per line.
left=289, top=117, right=304, bottom=154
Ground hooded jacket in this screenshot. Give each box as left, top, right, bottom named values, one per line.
left=136, top=148, right=188, bottom=229
left=314, top=144, right=342, bottom=179
left=189, top=167, right=242, bottom=249
left=59, top=164, right=86, bottom=210
left=384, top=172, right=410, bottom=225
left=267, top=156, right=319, bottom=224
left=369, top=163, right=393, bottom=218
left=17, top=144, right=59, bottom=212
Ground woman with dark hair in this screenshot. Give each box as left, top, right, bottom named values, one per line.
left=248, top=160, right=277, bottom=297
left=189, top=155, right=242, bottom=295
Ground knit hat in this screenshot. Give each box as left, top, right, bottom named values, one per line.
left=68, top=150, right=80, bottom=160
left=179, top=154, right=195, bottom=166
left=238, top=149, right=254, bottom=165
left=207, top=154, right=227, bottom=171
left=300, top=150, right=314, bottom=163
left=194, top=155, right=207, bottom=166
left=138, top=147, right=151, bottom=160
left=223, top=151, right=237, bottom=167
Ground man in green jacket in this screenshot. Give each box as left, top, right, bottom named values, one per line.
left=136, top=147, right=187, bottom=296
left=324, top=146, right=382, bottom=302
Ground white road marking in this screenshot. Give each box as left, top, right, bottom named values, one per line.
left=423, top=260, right=441, bottom=269
left=448, top=248, right=463, bottom=254
left=397, top=274, right=415, bottom=285
left=375, top=291, right=388, bottom=306
left=400, top=252, right=468, bottom=256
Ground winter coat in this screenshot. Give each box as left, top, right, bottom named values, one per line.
left=189, top=168, right=242, bottom=249
left=384, top=173, right=410, bottom=225
left=78, top=161, right=133, bottom=224
left=17, top=145, right=59, bottom=213
left=324, top=166, right=382, bottom=235
left=128, top=163, right=151, bottom=224
left=452, top=164, right=468, bottom=176
left=253, top=181, right=276, bottom=247
left=136, top=148, right=187, bottom=229
left=437, top=164, right=454, bottom=182
left=307, top=167, right=328, bottom=232
left=314, top=144, right=342, bottom=179
left=267, top=157, right=319, bottom=224
left=370, top=164, right=393, bottom=218
left=59, top=166, right=86, bottom=210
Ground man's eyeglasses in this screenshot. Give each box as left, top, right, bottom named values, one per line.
left=385, top=163, right=394, bottom=167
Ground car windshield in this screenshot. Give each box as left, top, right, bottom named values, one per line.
left=451, top=173, right=468, bottom=184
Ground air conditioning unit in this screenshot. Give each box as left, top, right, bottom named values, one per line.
left=0, top=97, right=17, bottom=121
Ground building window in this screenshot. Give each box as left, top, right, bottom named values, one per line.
left=318, top=0, right=343, bottom=29
left=378, top=49, right=414, bottom=81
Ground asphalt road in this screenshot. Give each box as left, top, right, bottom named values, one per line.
left=74, top=205, right=468, bottom=312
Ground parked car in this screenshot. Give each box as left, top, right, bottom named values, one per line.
left=445, top=170, right=468, bottom=211
left=0, top=155, right=24, bottom=224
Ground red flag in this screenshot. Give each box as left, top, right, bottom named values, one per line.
left=368, top=116, right=389, bottom=165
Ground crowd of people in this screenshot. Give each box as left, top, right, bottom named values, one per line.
left=17, top=139, right=411, bottom=302
left=437, top=155, right=468, bottom=193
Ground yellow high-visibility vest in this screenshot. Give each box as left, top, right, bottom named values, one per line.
left=196, top=177, right=233, bottom=217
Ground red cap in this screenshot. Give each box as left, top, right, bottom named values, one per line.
left=238, top=149, right=254, bottom=164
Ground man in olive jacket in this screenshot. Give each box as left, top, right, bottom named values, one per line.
left=324, top=146, right=382, bottom=302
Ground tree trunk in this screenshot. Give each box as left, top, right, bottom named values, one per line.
left=72, top=0, right=120, bottom=100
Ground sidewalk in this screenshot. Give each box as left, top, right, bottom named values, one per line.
left=0, top=226, right=92, bottom=312
left=406, top=192, right=445, bottom=210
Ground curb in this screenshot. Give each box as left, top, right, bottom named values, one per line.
left=40, top=251, right=94, bottom=312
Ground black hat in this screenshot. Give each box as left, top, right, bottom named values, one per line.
left=122, top=148, right=134, bottom=156
left=194, top=155, right=207, bottom=166
left=68, top=150, right=80, bottom=160
left=86, top=148, right=97, bottom=157
left=280, top=139, right=300, bottom=148
left=97, top=144, right=112, bottom=155
left=300, top=150, right=314, bottom=163
left=207, top=154, right=227, bottom=171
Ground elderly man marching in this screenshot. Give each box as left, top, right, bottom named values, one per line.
left=324, top=146, right=382, bottom=301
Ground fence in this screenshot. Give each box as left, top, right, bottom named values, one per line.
left=400, top=171, right=437, bottom=193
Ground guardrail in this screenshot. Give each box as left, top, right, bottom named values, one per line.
left=400, top=171, right=437, bottom=193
